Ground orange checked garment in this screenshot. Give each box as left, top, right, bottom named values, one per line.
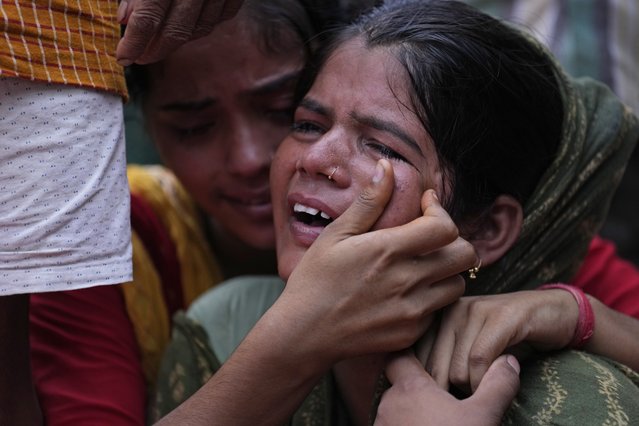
left=0, top=0, right=126, bottom=98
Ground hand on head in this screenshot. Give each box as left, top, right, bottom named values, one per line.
left=374, top=350, right=520, bottom=426
left=116, top=0, right=244, bottom=65
left=278, top=160, right=477, bottom=365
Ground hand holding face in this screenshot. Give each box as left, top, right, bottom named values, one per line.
left=116, top=0, right=244, bottom=65
left=426, top=289, right=578, bottom=392
left=375, top=350, right=520, bottom=426
left=276, top=160, right=477, bottom=368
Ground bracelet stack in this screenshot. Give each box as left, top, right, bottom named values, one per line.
left=537, top=283, right=595, bottom=348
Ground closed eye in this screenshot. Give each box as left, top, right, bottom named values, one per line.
left=291, top=121, right=324, bottom=135
left=366, top=141, right=408, bottom=163
left=174, top=123, right=215, bottom=139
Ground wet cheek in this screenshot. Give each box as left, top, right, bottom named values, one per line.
left=374, top=182, right=423, bottom=230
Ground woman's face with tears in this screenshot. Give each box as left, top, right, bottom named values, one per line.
left=271, top=38, right=445, bottom=279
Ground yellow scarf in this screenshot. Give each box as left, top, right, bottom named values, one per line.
left=123, top=165, right=223, bottom=391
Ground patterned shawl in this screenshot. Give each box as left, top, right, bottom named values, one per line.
left=469, top=54, right=639, bottom=296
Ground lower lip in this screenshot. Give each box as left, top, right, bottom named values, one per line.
left=289, top=218, right=325, bottom=247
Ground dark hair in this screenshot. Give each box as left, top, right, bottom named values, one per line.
left=126, top=0, right=350, bottom=102
left=297, top=0, right=564, bottom=228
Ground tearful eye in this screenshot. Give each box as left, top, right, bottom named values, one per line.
left=367, top=142, right=408, bottom=162
left=291, top=121, right=323, bottom=134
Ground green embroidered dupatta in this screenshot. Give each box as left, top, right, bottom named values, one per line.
left=152, top=277, right=639, bottom=425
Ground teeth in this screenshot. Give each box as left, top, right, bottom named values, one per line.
left=294, top=203, right=319, bottom=216
left=293, top=203, right=332, bottom=220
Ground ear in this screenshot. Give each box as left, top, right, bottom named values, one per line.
left=466, top=195, right=523, bottom=267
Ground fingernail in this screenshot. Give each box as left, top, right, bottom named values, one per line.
left=117, top=58, right=133, bottom=67
left=506, top=355, right=520, bottom=374
left=117, top=0, right=128, bottom=23
left=373, top=161, right=385, bottom=184
left=431, top=190, right=439, bottom=201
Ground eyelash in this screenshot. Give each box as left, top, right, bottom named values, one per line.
left=291, top=120, right=323, bottom=134
left=365, top=141, right=408, bottom=163
left=292, top=120, right=409, bottom=163
left=174, top=123, right=214, bottom=139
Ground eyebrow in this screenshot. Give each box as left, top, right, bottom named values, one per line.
left=299, top=97, right=423, bottom=156
left=351, top=113, right=423, bottom=156
left=298, top=97, right=333, bottom=118
left=159, top=70, right=302, bottom=112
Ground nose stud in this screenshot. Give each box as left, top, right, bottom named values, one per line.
left=328, top=166, right=339, bottom=181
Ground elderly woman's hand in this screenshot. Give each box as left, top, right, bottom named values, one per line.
left=116, top=0, right=243, bottom=65
left=277, top=160, right=477, bottom=369
left=375, top=350, right=520, bottom=426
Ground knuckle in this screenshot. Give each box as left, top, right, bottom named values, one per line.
left=128, top=10, right=164, bottom=34
left=468, top=349, right=492, bottom=369
left=161, top=25, right=193, bottom=44
left=192, top=22, right=216, bottom=38
left=355, top=187, right=377, bottom=208
left=441, top=218, right=460, bottom=240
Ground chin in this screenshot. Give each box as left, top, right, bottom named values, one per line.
left=276, top=250, right=304, bottom=281
left=237, top=227, right=276, bottom=251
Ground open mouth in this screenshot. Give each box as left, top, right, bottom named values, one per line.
left=293, top=202, right=334, bottom=227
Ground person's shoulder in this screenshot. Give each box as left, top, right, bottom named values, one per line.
left=186, top=276, right=285, bottom=363
left=127, top=164, right=200, bottom=227
left=128, top=164, right=182, bottom=201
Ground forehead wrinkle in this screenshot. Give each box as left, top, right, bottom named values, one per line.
left=158, top=69, right=301, bottom=112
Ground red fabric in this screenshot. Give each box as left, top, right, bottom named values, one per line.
left=130, top=192, right=184, bottom=318
left=30, top=285, right=146, bottom=426
left=570, top=236, right=639, bottom=319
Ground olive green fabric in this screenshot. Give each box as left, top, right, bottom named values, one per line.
left=153, top=278, right=639, bottom=425
left=505, top=351, right=639, bottom=425
left=151, top=277, right=346, bottom=426
left=471, top=72, right=639, bottom=295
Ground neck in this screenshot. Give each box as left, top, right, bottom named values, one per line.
left=333, top=353, right=386, bottom=426
left=207, top=218, right=277, bottom=279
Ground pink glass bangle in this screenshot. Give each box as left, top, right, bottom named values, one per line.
left=537, top=283, right=595, bottom=349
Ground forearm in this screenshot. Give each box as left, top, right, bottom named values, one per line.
left=584, top=296, right=639, bottom=371
left=156, top=302, right=329, bottom=426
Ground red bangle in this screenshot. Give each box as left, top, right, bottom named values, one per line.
left=537, top=283, right=595, bottom=349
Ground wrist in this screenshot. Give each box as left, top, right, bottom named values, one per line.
left=537, top=283, right=595, bottom=348
left=252, top=296, right=335, bottom=377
